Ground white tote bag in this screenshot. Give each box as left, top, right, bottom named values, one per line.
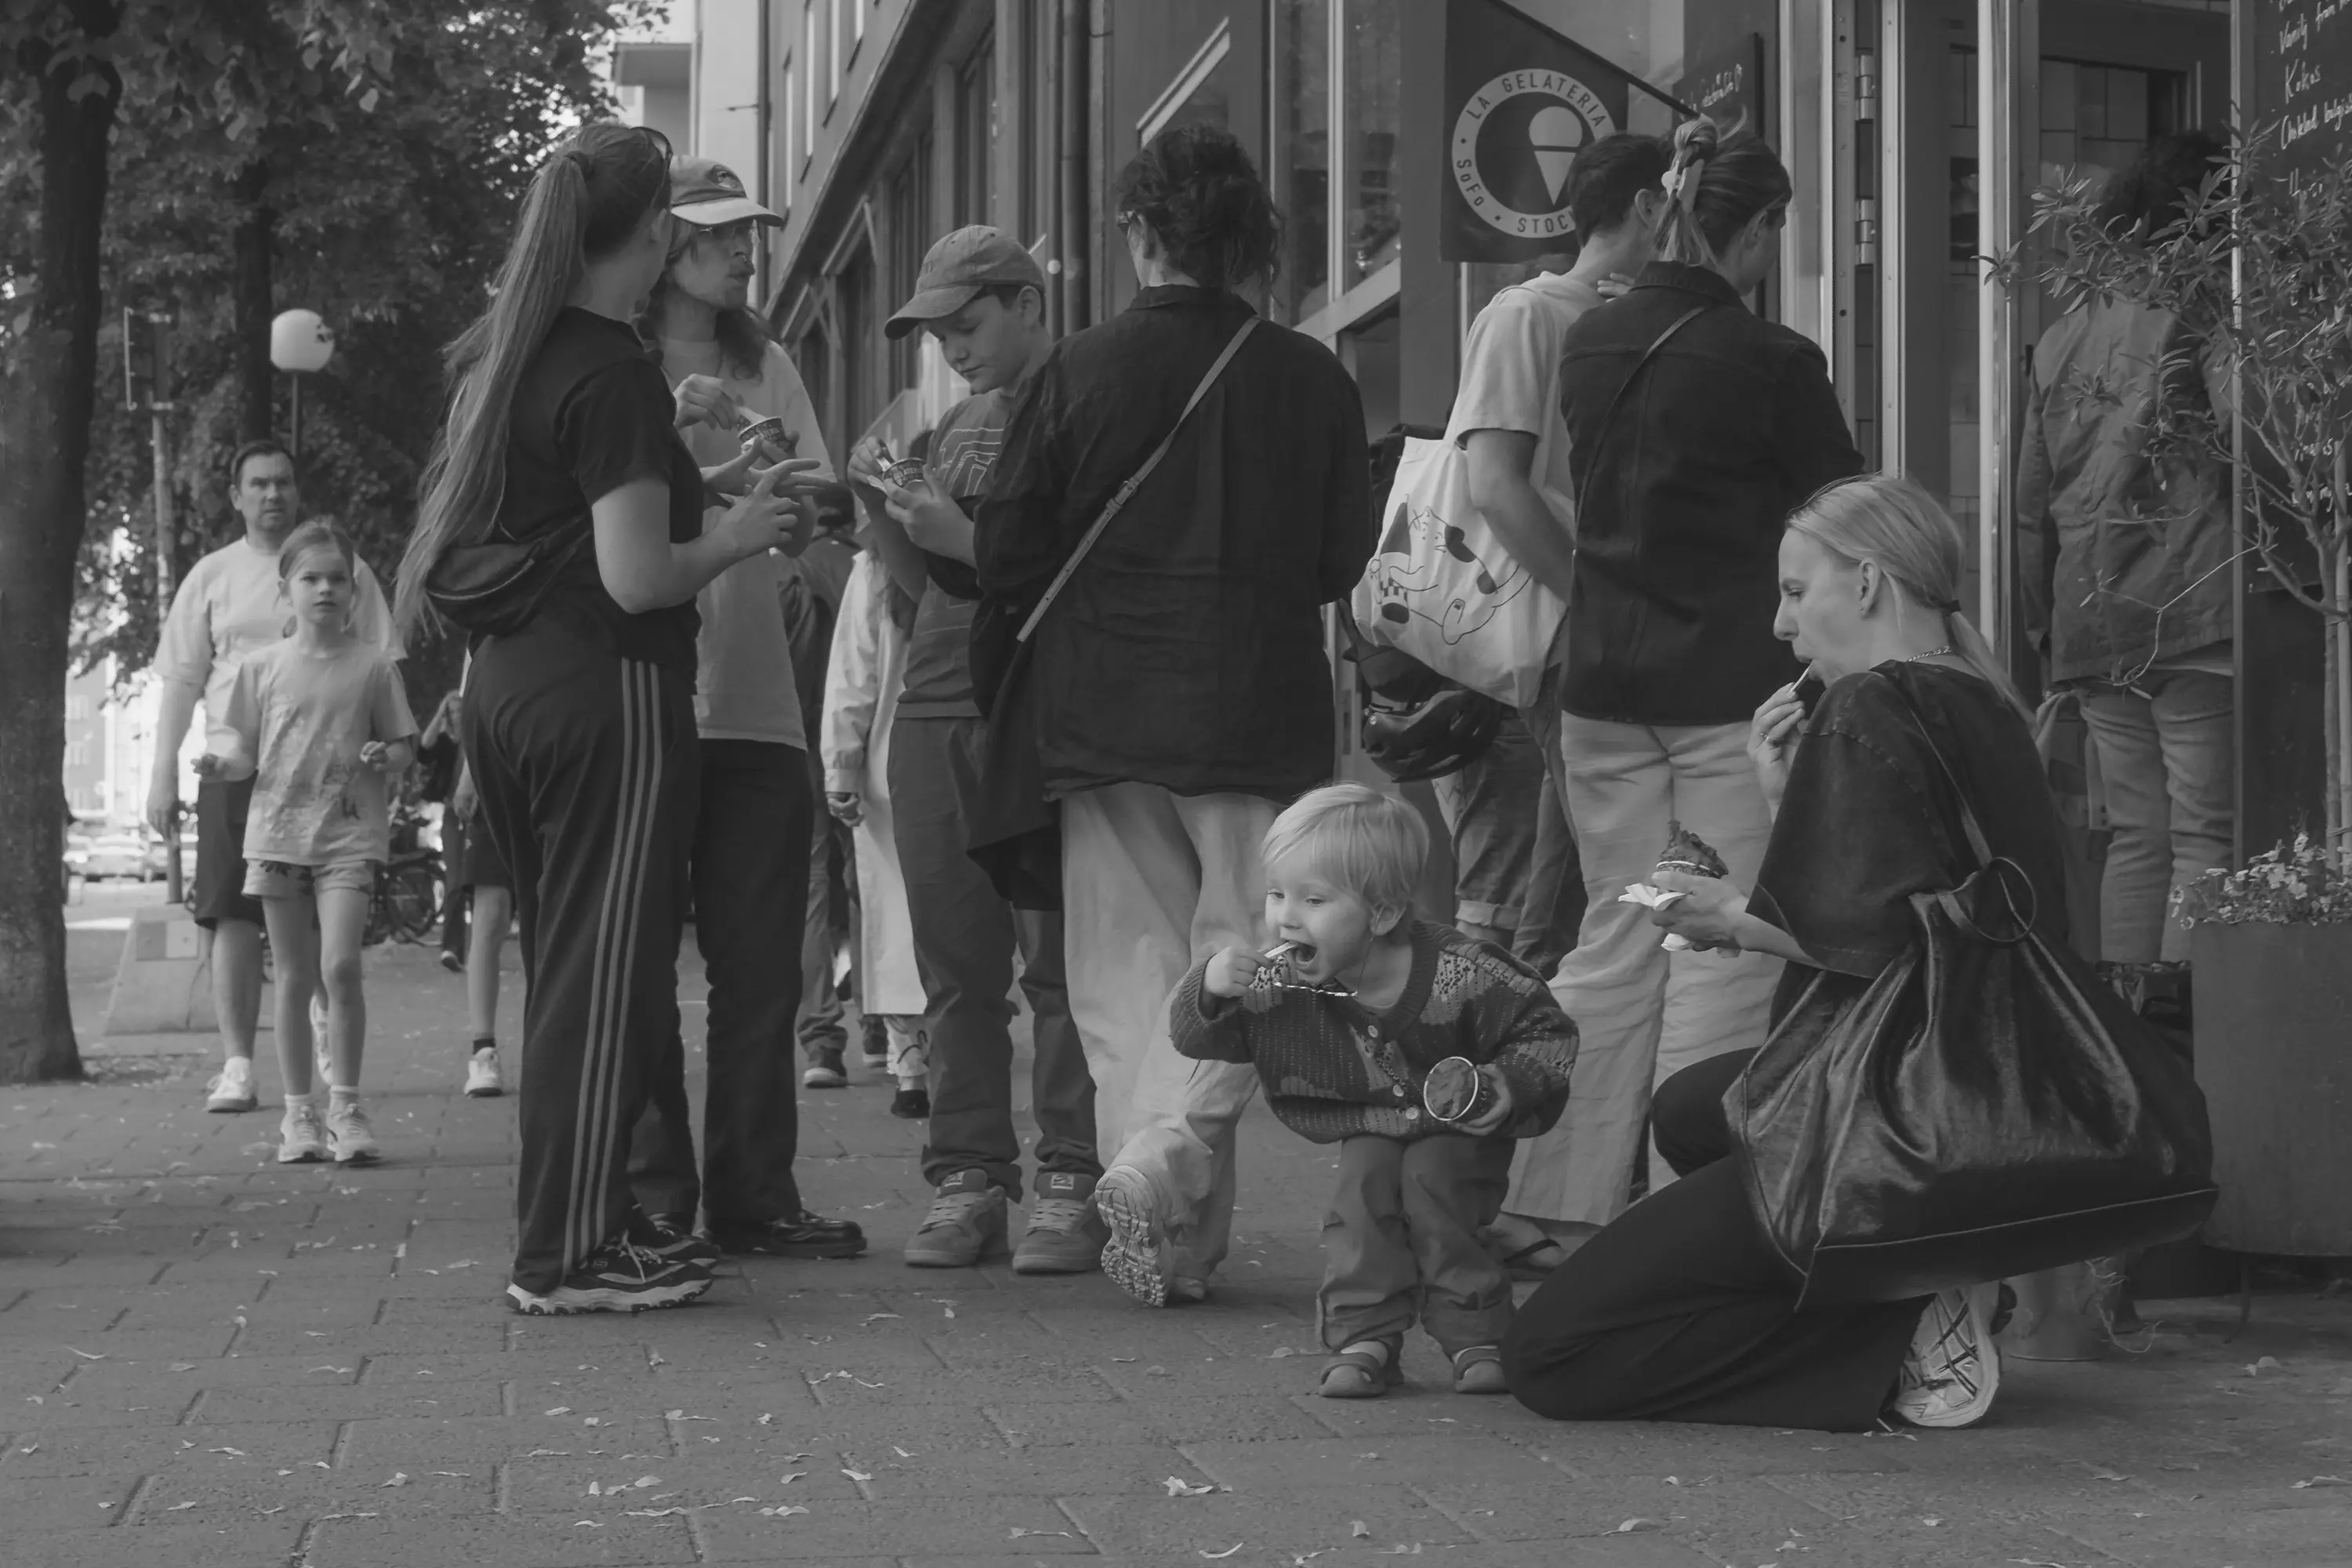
left=1351, top=434, right=1566, bottom=710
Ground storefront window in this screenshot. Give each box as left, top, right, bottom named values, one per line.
left=1344, top=0, right=1401, bottom=286
left=1272, top=0, right=1331, bottom=323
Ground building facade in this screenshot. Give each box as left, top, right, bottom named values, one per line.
left=681, top=0, right=2320, bottom=849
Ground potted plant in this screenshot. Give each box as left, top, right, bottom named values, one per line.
left=2018, top=122, right=2352, bottom=1259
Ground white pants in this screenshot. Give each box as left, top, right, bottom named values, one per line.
left=1507, top=716, right=1782, bottom=1226
left=1064, top=783, right=1278, bottom=1283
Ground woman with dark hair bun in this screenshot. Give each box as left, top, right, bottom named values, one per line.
left=2018, top=129, right=2234, bottom=1022
left=1529, top=114, right=1864, bottom=1248
left=975, top=122, right=1373, bottom=1309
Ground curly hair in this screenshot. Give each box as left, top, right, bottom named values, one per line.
left=1112, top=124, right=1283, bottom=292
left=2095, top=129, right=2227, bottom=236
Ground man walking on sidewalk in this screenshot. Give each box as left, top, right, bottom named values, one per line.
left=851, top=227, right=1104, bottom=1276
left=147, top=440, right=397, bottom=1115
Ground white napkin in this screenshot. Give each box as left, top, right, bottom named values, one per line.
left=1618, top=881, right=1696, bottom=952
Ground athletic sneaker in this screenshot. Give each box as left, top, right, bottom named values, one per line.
left=1893, top=1286, right=2002, bottom=1428
left=858, top=1015, right=890, bottom=1070
left=463, top=1046, right=505, bottom=1098
left=889, top=1087, right=931, bottom=1120
left=438, top=949, right=464, bottom=974
left=802, top=1045, right=847, bottom=1089
left=205, top=1056, right=258, bottom=1113
left=277, top=1098, right=329, bottom=1163
left=1094, top=1165, right=1181, bottom=1307
left=1012, top=1171, right=1109, bottom=1275
left=326, top=1098, right=379, bottom=1165
left=505, top=1237, right=712, bottom=1316
left=644, top=1214, right=723, bottom=1271
left=902, top=1171, right=1008, bottom=1267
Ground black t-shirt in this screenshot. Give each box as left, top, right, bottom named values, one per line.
left=1749, top=662, right=2069, bottom=1022
left=495, top=307, right=702, bottom=672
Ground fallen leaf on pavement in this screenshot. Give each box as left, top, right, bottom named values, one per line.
left=1352, top=1521, right=1371, bottom=1537
left=758, top=1505, right=810, bottom=1518
left=2292, top=1475, right=2350, bottom=1488
left=2090, top=1468, right=2132, bottom=1483
left=666, top=1410, right=713, bottom=1420
left=2247, top=1356, right=2284, bottom=1375
left=545, top=1406, right=571, bottom=1416
left=167, top=1501, right=197, bottom=1512
left=1200, top=1545, right=1244, bottom=1560
left=843, top=1468, right=873, bottom=1481
left=1010, top=1527, right=1073, bottom=1538
left=1617, top=1519, right=1662, bottom=1533
left=1920, top=1516, right=1942, bottom=1527
left=756, top=1414, right=775, bottom=1425
left=1164, top=1476, right=1215, bottom=1497
left=65, top=1347, right=104, bottom=1360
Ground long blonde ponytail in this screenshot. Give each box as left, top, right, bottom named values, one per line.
left=1786, top=471, right=2033, bottom=720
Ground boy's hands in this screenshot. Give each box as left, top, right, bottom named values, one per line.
left=1204, top=944, right=1280, bottom=1014
left=1454, top=1065, right=1515, bottom=1134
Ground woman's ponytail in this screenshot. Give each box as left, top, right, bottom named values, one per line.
left=1653, top=112, right=1792, bottom=270
left=395, top=123, right=670, bottom=637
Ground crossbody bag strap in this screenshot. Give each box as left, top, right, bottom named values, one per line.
left=1015, top=316, right=1260, bottom=644
left=1570, top=304, right=1711, bottom=531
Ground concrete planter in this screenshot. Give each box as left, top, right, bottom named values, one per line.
left=2191, top=921, right=2352, bottom=1256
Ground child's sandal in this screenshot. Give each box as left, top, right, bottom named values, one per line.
left=1318, top=1338, right=1404, bottom=1399
left=1451, top=1345, right=1508, bottom=1395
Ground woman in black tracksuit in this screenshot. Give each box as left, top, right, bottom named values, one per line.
left=394, top=122, right=804, bottom=1315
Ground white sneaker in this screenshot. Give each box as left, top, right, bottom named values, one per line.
left=277, top=1098, right=329, bottom=1163
left=1893, top=1286, right=2002, bottom=1428
left=205, top=1056, right=258, bottom=1113
left=463, top=1047, right=505, bottom=1098
left=326, top=1098, right=380, bottom=1164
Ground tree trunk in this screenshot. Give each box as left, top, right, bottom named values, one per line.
left=231, top=158, right=275, bottom=444
left=0, top=9, right=125, bottom=1084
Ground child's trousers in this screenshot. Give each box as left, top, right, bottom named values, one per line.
left=1319, top=1133, right=1516, bottom=1359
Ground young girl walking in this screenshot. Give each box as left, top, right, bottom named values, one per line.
left=199, top=521, right=418, bottom=1166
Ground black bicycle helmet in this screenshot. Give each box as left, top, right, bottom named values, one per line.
left=1360, top=685, right=1506, bottom=782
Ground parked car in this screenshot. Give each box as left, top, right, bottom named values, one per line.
left=82, top=832, right=150, bottom=880
left=64, top=831, right=93, bottom=878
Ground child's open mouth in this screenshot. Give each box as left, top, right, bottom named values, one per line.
left=1267, top=940, right=1318, bottom=967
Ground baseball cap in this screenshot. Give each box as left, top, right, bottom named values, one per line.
left=884, top=226, right=1048, bottom=339
left=669, top=156, right=781, bottom=227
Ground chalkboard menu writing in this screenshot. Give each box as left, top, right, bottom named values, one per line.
left=2260, top=0, right=2352, bottom=174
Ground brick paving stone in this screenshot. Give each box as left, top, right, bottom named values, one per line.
left=6, top=931, right=2351, bottom=1566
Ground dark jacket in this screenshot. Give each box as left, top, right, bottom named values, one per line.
left=1557, top=263, right=1864, bottom=726
left=975, top=286, right=1372, bottom=800
left=2016, top=299, right=2233, bottom=685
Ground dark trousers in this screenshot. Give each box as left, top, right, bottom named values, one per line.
left=439, top=813, right=469, bottom=962
left=629, top=740, right=812, bottom=1228
left=465, top=624, right=697, bottom=1294
left=889, top=714, right=1096, bottom=1201
left=1512, top=760, right=1584, bottom=980
left=1321, top=1134, right=1515, bottom=1358
left=1501, top=1048, right=1927, bottom=1431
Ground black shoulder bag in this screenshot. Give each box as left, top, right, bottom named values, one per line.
left=1730, top=675, right=2218, bottom=1308
left=964, top=318, right=1258, bottom=908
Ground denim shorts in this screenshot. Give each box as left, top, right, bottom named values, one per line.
left=242, top=858, right=376, bottom=900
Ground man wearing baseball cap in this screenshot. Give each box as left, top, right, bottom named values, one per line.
left=624, top=154, right=869, bottom=1267
left=844, top=226, right=1105, bottom=1276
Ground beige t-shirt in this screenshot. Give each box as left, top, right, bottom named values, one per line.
left=659, top=336, right=836, bottom=746
left=1444, top=269, right=1608, bottom=528
left=216, top=639, right=418, bottom=866
left=155, top=535, right=398, bottom=756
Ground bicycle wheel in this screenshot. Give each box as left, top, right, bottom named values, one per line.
left=387, top=858, right=443, bottom=944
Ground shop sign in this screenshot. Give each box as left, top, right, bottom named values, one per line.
left=2259, top=0, right=2352, bottom=176
left=1442, top=0, right=1689, bottom=261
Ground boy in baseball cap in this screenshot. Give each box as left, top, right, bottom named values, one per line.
left=844, top=227, right=1101, bottom=1276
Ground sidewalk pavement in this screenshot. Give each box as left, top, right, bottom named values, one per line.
left=5, top=927, right=2351, bottom=1567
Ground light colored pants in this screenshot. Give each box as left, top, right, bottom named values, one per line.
left=1508, top=715, right=1782, bottom=1227
left=1065, top=783, right=1279, bottom=1283
left=2075, top=670, right=2234, bottom=964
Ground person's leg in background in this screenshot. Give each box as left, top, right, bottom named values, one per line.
left=464, top=882, right=513, bottom=1095
left=797, top=744, right=851, bottom=1085
left=2151, top=669, right=2234, bottom=965
left=1010, top=903, right=1106, bottom=1273
left=1647, top=721, right=1784, bottom=1184
left=195, top=776, right=267, bottom=1112
left=1512, top=765, right=1584, bottom=981
left=439, top=811, right=470, bottom=972
left=1077, top=785, right=1276, bottom=1304
left=2078, top=681, right=2170, bottom=964
left=883, top=1014, right=931, bottom=1117
left=470, top=633, right=703, bottom=1307
left=891, top=716, right=1025, bottom=1265
left=1428, top=712, right=1544, bottom=949
left=1495, top=718, right=1675, bottom=1261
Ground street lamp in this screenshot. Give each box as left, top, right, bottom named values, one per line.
left=268, top=308, right=335, bottom=459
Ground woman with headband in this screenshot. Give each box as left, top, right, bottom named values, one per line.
left=1517, top=115, right=1864, bottom=1256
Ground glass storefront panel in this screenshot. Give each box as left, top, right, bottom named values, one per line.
left=1271, top=0, right=1332, bottom=323
left=1343, top=0, right=1402, bottom=286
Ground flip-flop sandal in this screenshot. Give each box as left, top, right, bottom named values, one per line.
left=1317, top=1338, right=1405, bottom=1399
left=1498, top=1238, right=1572, bottom=1280
left=1451, top=1345, right=1508, bottom=1394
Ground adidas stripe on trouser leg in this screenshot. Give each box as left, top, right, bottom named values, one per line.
left=464, top=623, right=699, bottom=1295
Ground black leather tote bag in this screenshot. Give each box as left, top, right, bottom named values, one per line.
left=1730, top=685, right=2218, bottom=1308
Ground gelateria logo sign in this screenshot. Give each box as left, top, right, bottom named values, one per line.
left=1450, top=69, right=1617, bottom=242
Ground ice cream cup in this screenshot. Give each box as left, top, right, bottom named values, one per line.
left=1422, top=1056, right=1495, bottom=1124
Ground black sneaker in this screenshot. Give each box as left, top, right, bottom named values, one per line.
left=643, top=1213, right=722, bottom=1270
left=802, top=1045, right=847, bottom=1088
left=891, top=1087, right=931, bottom=1119
left=505, top=1237, right=712, bottom=1316
left=858, top=1015, right=890, bottom=1069
left=710, top=1209, right=866, bottom=1259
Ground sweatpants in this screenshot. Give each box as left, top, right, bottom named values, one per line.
left=1507, top=716, right=1782, bottom=1229
left=628, top=740, right=811, bottom=1229
left=1067, top=783, right=1277, bottom=1284
left=795, top=743, right=851, bottom=1060
left=1502, top=1048, right=1926, bottom=1430
left=889, top=715, right=1096, bottom=1201
left=464, top=623, right=697, bottom=1294
left=1322, top=1134, right=1516, bottom=1359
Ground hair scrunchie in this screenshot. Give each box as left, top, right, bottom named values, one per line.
left=563, top=149, right=594, bottom=180
left=1663, top=156, right=1707, bottom=211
